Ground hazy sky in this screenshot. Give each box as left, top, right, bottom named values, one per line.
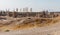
left=0, top=0, right=60, bottom=12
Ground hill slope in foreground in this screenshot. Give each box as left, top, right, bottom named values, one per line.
left=0, top=16, right=60, bottom=35
left=0, top=16, right=59, bottom=31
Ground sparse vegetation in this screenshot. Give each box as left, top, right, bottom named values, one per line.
left=5, top=30, right=10, bottom=32
left=0, top=17, right=59, bottom=31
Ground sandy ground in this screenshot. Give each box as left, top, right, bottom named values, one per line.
left=0, top=22, right=60, bottom=35
left=0, top=16, right=60, bottom=35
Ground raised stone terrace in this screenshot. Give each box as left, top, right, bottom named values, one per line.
left=0, top=11, right=60, bottom=18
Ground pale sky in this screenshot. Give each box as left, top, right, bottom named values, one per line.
left=0, top=0, right=60, bottom=12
